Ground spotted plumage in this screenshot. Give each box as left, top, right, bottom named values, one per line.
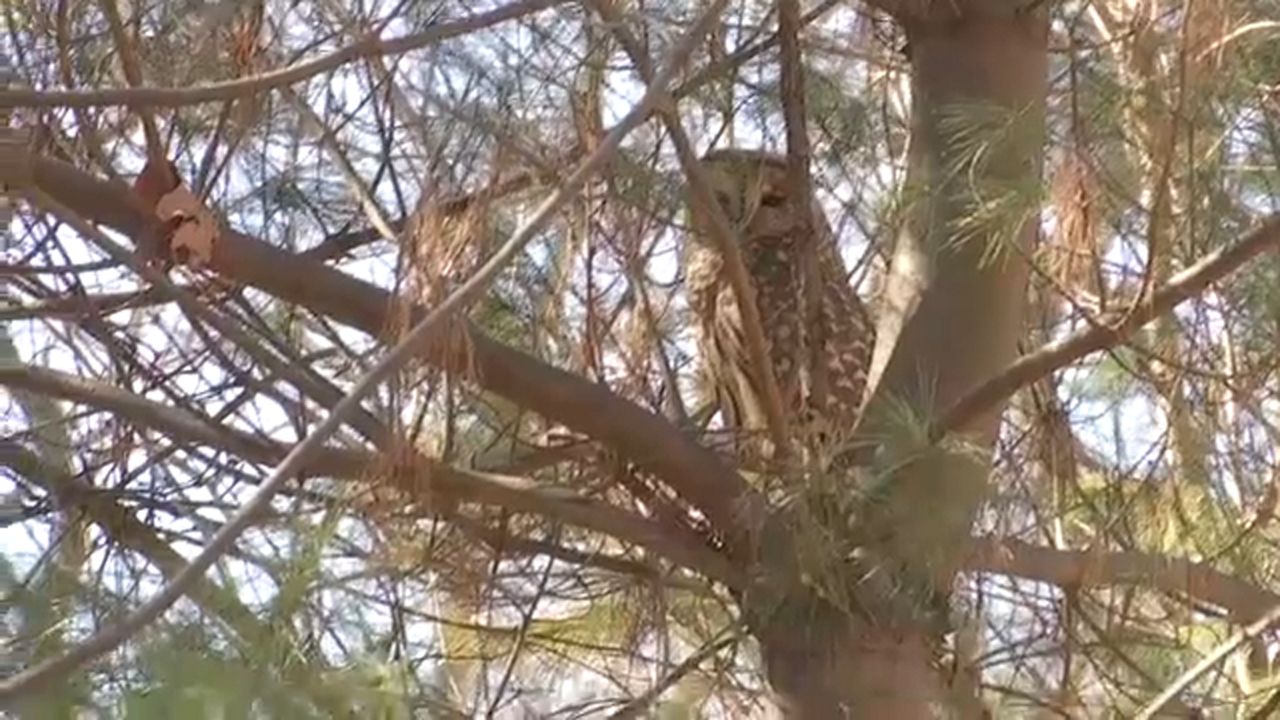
left=686, top=149, right=874, bottom=463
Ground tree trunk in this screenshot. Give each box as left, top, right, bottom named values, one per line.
left=752, top=5, right=1048, bottom=717
left=753, top=593, right=948, bottom=717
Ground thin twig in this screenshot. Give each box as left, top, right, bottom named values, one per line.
left=281, top=86, right=399, bottom=241
left=936, top=214, right=1280, bottom=438
left=98, top=0, right=166, bottom=166
left=590, top=0, right=792, bottom=454
left=296, top=0, right=846, bottom=263
left=1136, top=601, right=1280, bottom=719
left=607, top=624, right=745, bottom=719
left=0, top=4, right=722, bottom=699
left=486, top=527, right=559, bottom=718
left=0, top=0, right=568, bottom=109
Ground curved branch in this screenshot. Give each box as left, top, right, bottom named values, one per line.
left=0, top=365, right=740, bottom=585
left=966, top=537, right=1280, bottom=624
left=11, top=152, right=756, bottom=550
left=0, top=0, right=568, bottom=110
left=938, top=214, right=1280, bottom=438
left=0, top=22, right=735, bottom=696
left=1137, top=601, right=1280, bottom=719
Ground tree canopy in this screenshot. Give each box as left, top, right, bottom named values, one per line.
left=3, top=0, right=1280, bottom=716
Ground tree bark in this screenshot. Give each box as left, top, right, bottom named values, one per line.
left=753, top=5, right=1049, bottom=717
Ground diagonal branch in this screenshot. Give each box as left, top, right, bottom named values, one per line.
left=0, top=0, right=569, bottom=110
left=1136, top=601, right=1280, bottom=719
left=293, top=0, right=846, bottom=263
left=589, top=0, right=792, bottom=454
left=0, top=10, right=731, bottom=698
left=0, top=443, right=273, bottom=646
left=937, top=214, right=1280, bottom=438
left=607, top=624, right=745, bottom=719
left=0, top=365, right=739, bottom=585
left=0, top=443, right=358, bottom=716
left=9, top=152, right=757, bottom=555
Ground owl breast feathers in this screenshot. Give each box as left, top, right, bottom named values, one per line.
left=685, top=149, right=875, bottom=459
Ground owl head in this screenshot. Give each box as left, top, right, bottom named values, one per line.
left=695, top=149, right=796, bottom=241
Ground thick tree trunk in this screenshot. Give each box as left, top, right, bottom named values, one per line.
left=754, top=597, right=946, bottom=717
left=753, top=5, right=1048, bottom=717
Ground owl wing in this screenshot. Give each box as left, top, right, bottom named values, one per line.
left=810, top=209, right=875, bottom=430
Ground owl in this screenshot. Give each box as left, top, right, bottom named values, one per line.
left=685, top=149, right=874, bottom=463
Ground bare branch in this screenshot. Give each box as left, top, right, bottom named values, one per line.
left=937, top=214, right=1280, bottom=438
left=966, top=537, right=1280, bottom=624
left=0, top=0, right=569, bottom=110
left=589, top=0, right=793, bottom=454
left=1137, top=602, right=1280, bottom=719
left=0, top=10, right=738, bottom=699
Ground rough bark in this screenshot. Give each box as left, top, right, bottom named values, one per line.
left=751, top=5, right=1049, bottom=717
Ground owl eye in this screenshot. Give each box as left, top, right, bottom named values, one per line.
left=760, top=192, right=786, bottom=207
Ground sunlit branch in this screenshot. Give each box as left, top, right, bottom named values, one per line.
left=938, top=214, right=1280, bottom=438
left=1137, top=601, right=1280, bottom=719
left=0, top=0, right=570, bottom=110
left=9, top=150, right=756, bottom=563
left=0, top=9, right=739, bottom=698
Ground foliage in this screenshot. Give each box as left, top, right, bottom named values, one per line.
left=3, top=0, right=1280, bottom=716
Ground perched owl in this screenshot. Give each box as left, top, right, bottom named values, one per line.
left=686, top=149, right=874, bottom=463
